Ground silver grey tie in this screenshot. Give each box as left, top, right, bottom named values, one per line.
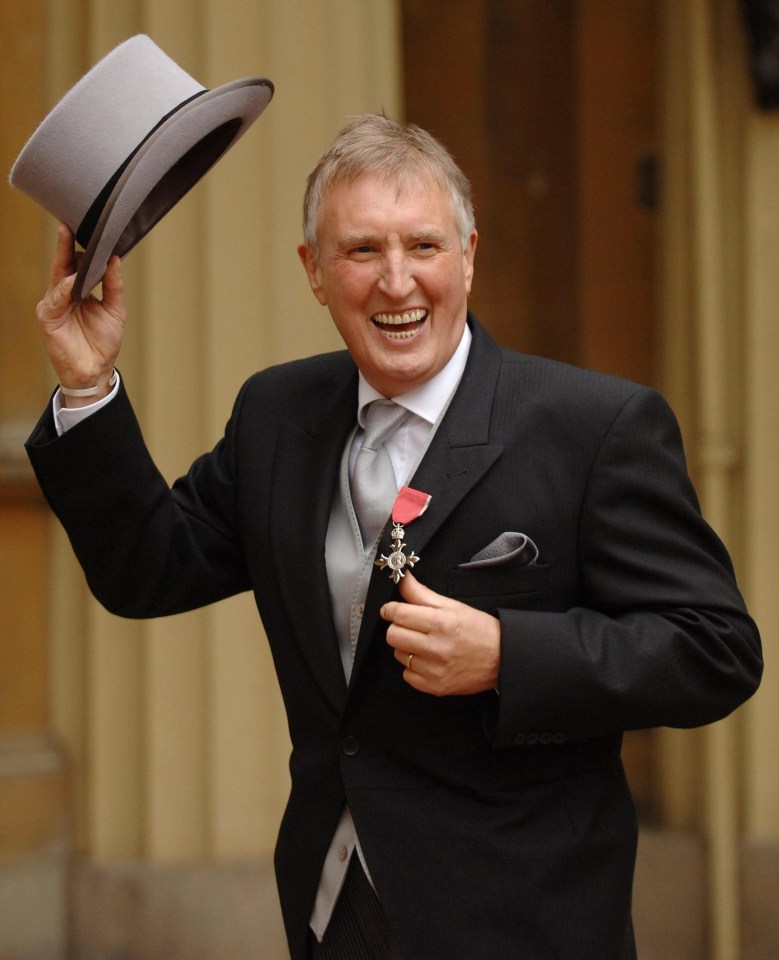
left=351, top=399, right=411, bottom=546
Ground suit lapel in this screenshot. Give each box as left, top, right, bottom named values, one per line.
left=350, top=317, right=505, bottom=687
left=271, top=366, right=358, bottom=715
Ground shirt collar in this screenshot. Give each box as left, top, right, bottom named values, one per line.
left=357, top=323, right=472, bottom=428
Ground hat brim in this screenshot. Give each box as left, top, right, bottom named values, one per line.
left=74, top=76, right=273, bottom=299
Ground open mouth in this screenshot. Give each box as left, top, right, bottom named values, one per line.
left=371, top=308, right=428, bottom=340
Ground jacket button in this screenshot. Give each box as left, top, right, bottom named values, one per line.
left=342, top=736, right=360, bottom=756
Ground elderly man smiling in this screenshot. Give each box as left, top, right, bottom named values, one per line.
left=27, top=114, right=761, bottom=960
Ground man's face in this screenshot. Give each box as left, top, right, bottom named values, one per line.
left=298, top=171, right=477, bottom=397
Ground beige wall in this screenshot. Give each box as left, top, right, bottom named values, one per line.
left=4, top=0, right=400, bottom=870
left=743, top=78, right=779, bottom=850
left=659, top=1, right=779, bottom=957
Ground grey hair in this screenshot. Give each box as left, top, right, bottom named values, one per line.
left=302, top=114, right=475, bottom=256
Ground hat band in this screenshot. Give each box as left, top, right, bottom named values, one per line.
left=75, top=88, right=209, bottom=249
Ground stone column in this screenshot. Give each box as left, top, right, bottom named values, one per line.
left=1, top=1, right=70, bottom=957
left=659, top=1, right=774, bottom=957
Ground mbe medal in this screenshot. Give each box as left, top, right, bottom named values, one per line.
left=376, top=487, right=431, bottom=583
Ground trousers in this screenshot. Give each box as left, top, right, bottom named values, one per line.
left=308, top=854, right=406, bottom=960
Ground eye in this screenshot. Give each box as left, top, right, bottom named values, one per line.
left=346, top=244, right=378, bottom=259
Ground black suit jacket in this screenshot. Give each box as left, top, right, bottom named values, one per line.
left=27, top=316, right=761, bottom=960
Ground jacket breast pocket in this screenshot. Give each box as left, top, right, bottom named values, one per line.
left=445, top=563, right=551, bottom=611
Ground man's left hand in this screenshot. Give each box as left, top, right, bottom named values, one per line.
left=381, top=573, right=501, bottom=696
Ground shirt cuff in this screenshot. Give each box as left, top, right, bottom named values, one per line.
left=53, top=371, right=122, bottom=437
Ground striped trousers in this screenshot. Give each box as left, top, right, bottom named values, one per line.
left=309, top=854, right=406, bottom=960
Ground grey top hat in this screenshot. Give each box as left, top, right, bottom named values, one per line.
left=10, top=35, right=274, bottom=299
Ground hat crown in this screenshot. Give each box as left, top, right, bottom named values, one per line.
left=8, top=34, right=273, bottom=298
left=10, top=36, right=205, bottom=228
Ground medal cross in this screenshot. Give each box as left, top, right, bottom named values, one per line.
left=376, top=523, right=420, bottom=583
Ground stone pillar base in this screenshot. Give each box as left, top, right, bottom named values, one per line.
left=0, top=734, right=69, bottom=960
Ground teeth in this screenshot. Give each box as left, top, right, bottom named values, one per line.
left=372, top=308, right=427, bottom=325
left=383, top=328, right=418, bottom=340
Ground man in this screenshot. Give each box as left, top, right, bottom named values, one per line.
left=27, top=115, right=761, bottom=960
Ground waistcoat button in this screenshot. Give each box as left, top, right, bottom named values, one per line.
left=342, top=736, right=360, bottom=756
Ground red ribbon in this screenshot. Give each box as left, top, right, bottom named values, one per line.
left=392, top=486, right=431, bottom=525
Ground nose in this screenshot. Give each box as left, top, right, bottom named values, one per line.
left=377, top=250, right=415, bottom=300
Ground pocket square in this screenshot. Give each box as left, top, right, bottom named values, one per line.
left=458, top=532, right=539, bottom=569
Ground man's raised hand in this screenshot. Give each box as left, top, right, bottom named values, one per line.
left=36, top=224, right=126, bottom=406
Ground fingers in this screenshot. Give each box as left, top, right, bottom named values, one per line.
left=381, top=573, right=502, bottom=696
left=49, top=223, right=77, bottom=289
left=37, top=272, right=76, bottom=325
left=381, top=573, right=450, bottom=672
left=397, top=571, right=446, bottom=608
left=382, top=575, right=443, bottom=651
left=386, top=624, right=425, bottom=661
left=40, top=225, right=77, bottom=321
left=381, top=573, right=451, bottom=629
left=101, top=256, right=126, bottom=316
left=46, top=226, right=125, bottom=313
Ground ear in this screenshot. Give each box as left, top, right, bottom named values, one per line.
left=463, top=231, right=478, bottom=295
left=297, top=244, right=328, bottom=306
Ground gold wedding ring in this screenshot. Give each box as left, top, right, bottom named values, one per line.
left=406, top=653, right=414, bottom=670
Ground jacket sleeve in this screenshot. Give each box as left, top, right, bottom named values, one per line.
left=491, top=386, right=762, bottom=748
left=25, top=379, right=252, bottom=618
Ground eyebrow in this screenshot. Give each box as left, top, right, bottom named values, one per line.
left=337, top=233, right=380, bottom=250
left=336, top=228, right=450, bottom=250
left=407, top=229, right=449, bottom=245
